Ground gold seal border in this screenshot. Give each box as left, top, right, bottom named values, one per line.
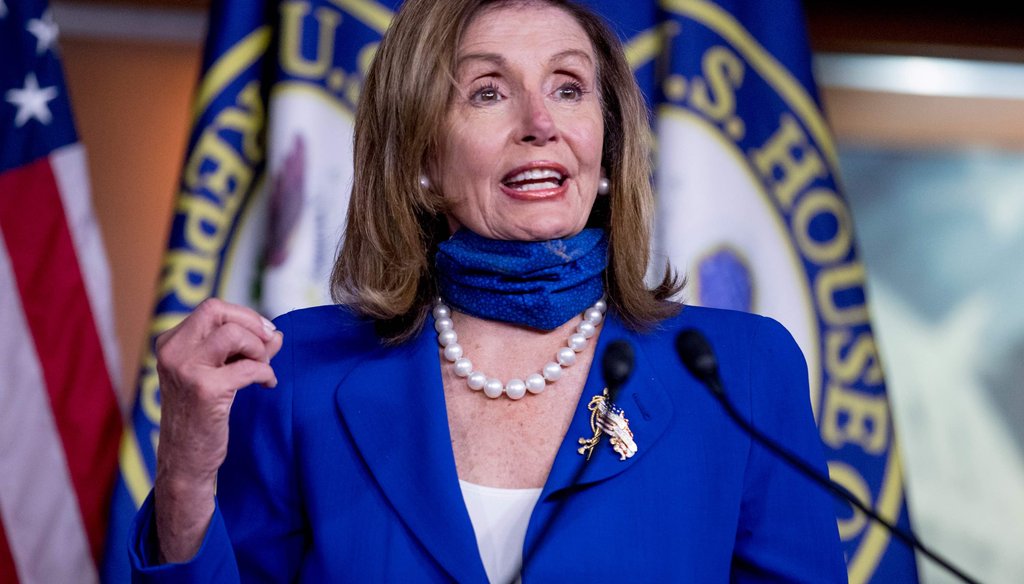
left=661, top=0, right=838, bottom=173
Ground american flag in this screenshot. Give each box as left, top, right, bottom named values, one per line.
left=0, top=0, right=123, bottom=582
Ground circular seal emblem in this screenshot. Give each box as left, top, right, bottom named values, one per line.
left=652, top=1, right=913, bottom=581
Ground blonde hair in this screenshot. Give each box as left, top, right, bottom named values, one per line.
left=331, top=0, right=681, bottom=343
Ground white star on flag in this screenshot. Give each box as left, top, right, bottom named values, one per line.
left=27, top=10, right=60, bottom=55
left=0, top=0, right=7, bottom=19
left=5, top=73, right=59, bottom=127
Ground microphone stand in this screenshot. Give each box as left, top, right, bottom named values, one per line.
left=676, top=329, right=980, bottom=584
left=516, top=340, right=634, bottom=584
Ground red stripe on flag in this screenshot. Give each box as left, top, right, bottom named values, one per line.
left=0, top=157, right=122, bottom=563
left=0, top=515, right=19, bottom=584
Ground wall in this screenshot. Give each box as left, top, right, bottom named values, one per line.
left=61, top=35, right=200, bottom=398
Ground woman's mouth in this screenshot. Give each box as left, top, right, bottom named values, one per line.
left=500, top=164, right=569, bottom=199
left=502, top=168, right=566, bottom=191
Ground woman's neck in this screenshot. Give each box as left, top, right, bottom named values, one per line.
left=440, top=309, right=602, bottom=488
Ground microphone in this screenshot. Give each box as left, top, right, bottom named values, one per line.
left=675, top=328, right=980, bottom=584
left=601, top=339, right=634, bottom=403
left=518, top=339, right=636, bottom=583
left=675, top=328, right=724, bottom=393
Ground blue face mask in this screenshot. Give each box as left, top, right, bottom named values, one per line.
left=435, top=228, right=608, bottom=330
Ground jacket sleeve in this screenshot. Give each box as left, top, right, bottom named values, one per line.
left=128, top=493, right=240, bottom=583
left=732, top=316, right=848, bottom=583
left=129, top=312, right=305, bottom=582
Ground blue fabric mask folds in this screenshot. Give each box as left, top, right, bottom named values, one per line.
left=435, top=228, right=607, bottom=330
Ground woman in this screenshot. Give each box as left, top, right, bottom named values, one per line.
left=131, top=0, right=846, bottom=582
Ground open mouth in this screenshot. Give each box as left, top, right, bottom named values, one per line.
left=501, top=168, right=567, bottom=192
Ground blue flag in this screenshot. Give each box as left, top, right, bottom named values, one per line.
left=99, top=0, right=398, bottom=579
left=102, top=1, right=918, bottom=582
left=647, top=1, right=919, bottom=582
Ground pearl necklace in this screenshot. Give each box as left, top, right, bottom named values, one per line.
left=433, top=298, right=607, bottom=400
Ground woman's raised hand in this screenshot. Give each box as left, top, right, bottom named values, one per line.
left=152, top=297, right=284, bottom=563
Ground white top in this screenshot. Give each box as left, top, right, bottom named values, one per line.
left=459, top=480, right=543, bottom=584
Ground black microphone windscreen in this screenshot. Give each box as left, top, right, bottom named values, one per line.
left=675, top=329, right=720, bottom=386
left=602, top=340, right=634, bottom=397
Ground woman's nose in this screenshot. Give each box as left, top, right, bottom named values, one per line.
left=518, top=93, right=557, bottom=144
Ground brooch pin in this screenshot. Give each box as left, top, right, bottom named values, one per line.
left=577, top=388, right=637, bottom=461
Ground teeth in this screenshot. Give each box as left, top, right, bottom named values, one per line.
left=512, top=180, right=560, bottom=191
left=506, top=168, right=564, bottom=183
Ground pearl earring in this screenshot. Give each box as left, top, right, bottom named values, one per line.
left=597, top=177, right=610, bottom=195
left=419, top=174, right=431, bottom=189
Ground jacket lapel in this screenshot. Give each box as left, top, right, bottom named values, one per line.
left=333, top=323, right=487, bottom=583
left=540, top=314, right=676, bottom=499
left=333, top=312, right=676, bottom=581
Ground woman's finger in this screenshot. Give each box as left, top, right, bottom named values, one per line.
left=217, top=358, right=278, bottom=390
left=266, top=330, right=284, bottom=362
left=156, top=298, right=276, bottom=355
left=203, top=321, right=275, bottom=366
left=192, top=297, right=277, bottom=343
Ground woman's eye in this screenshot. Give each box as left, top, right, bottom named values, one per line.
left=556, top=82, right=585, bottom=101
left=471, top=85, right=502, bottom=103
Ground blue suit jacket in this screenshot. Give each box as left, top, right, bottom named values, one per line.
left=130, top=304, right=846, bottom=582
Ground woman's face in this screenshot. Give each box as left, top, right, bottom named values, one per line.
left=434, top=3, right=604, bottom=241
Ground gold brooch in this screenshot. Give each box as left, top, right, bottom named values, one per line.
left=577, top=388, right=637, bottom=461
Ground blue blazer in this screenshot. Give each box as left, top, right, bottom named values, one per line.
left=130, top=304, right=846, bottom=582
